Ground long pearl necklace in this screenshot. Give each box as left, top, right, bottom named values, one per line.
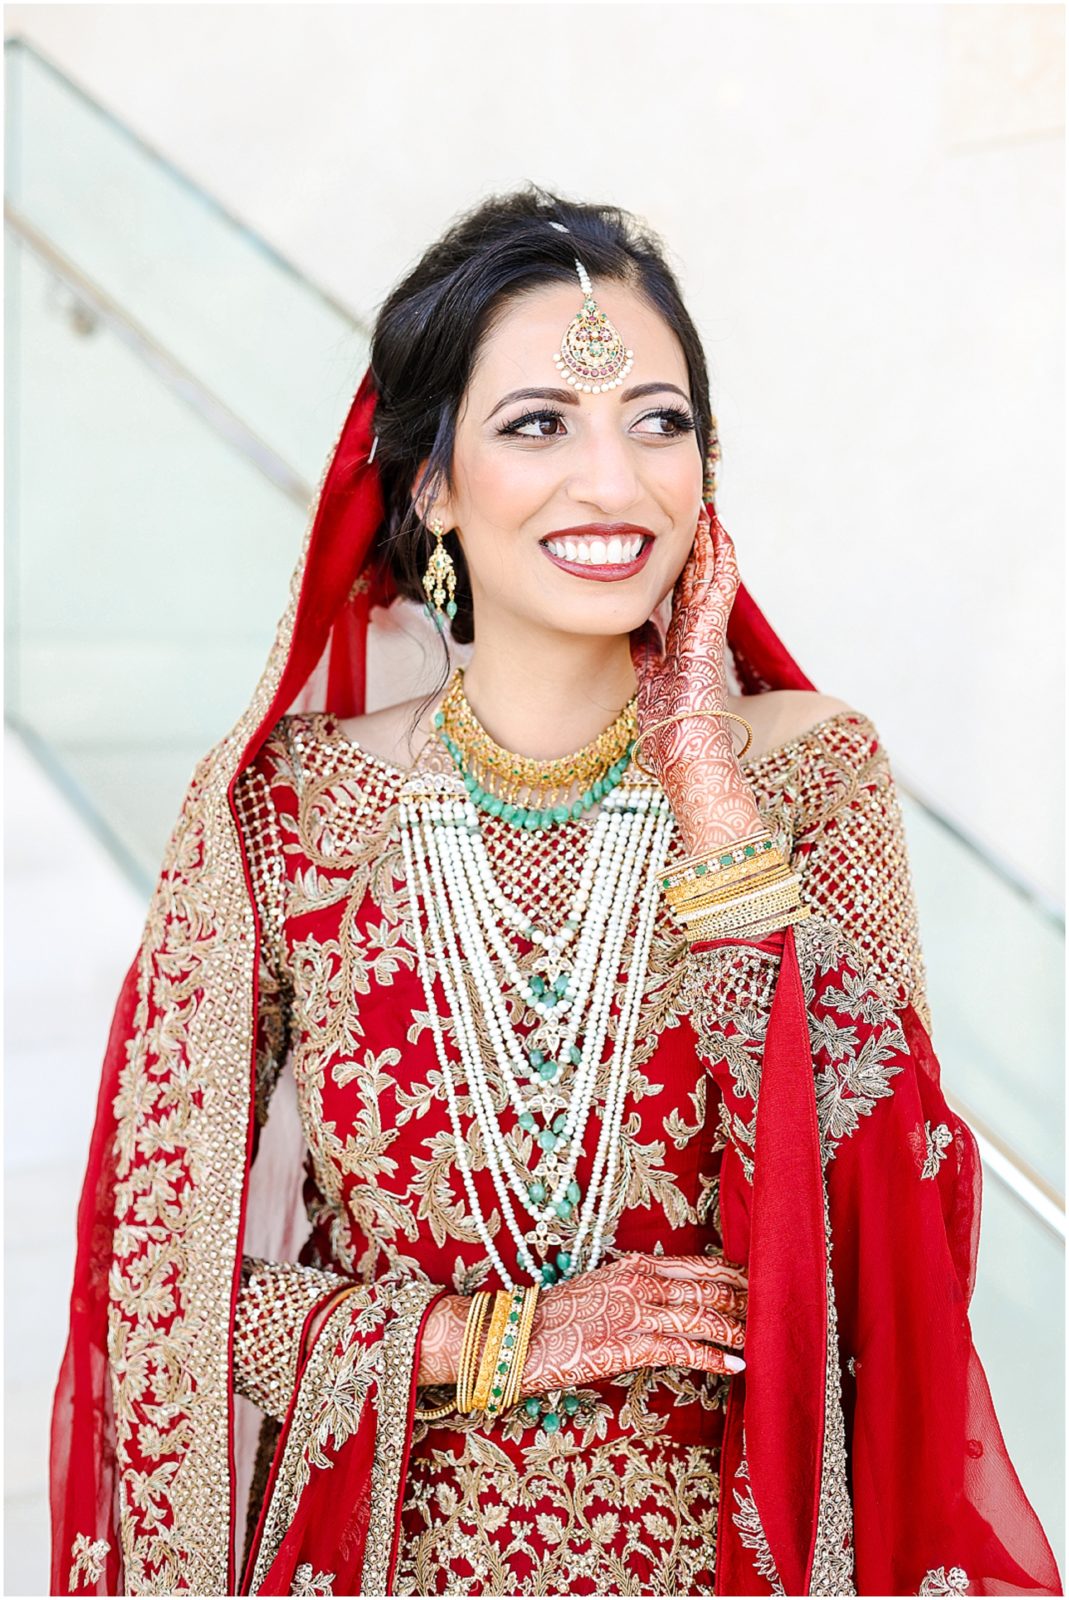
left=398, top=762, right=674, bottom=1288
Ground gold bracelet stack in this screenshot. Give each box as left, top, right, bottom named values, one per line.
left=663, top=828, right=810, bottom=944
left=413, top=1281, right=544, bottom=1427
left=472, top=1286, right=520, bottom=1411
left=413, top=1289, right=491, bottom=1422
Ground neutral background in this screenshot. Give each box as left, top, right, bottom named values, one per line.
left=4, top=3, right=1064, bottom=1592
left=6, top=0, right=1064, bottom=899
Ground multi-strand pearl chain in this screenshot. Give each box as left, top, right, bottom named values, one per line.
left=398, top=770, right=674, bottom=1288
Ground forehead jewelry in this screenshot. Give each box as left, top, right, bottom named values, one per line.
left=552, top=253, right=634, bottom=395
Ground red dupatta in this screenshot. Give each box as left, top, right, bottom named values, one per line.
left=49, top=366, right=1061, bottom=1595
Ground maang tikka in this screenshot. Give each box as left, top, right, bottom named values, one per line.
left=551, top=246, right=634, bottom=394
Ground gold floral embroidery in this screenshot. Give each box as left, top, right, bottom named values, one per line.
left=69, top=1533, right=110, bottom=1590
left=810, top=1168, right=856, bottom=1595
left=730, top=1440, right=785, bottom=1595
left=919, top=1566, right=970, bottom=1595
left=790, top=916, right=910, bottom=1165
left=921, top=1120, right=953, bottom=1180
left=396, top=1378, right=722, bottom=1597
left=789, top=717, right=933, bottom=1039
left=290, top=1563, right=335, bottom=1596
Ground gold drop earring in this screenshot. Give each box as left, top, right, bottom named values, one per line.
left=421, top=515, right=458, bottom=629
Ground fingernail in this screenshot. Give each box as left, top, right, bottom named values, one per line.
left=724, top=1353, right=746, bottom=1373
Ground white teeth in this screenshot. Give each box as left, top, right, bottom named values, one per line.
left=544, top=534, right=647, bottom=565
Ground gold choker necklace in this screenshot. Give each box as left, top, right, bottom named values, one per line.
left=434, top=667, right=638, bottom=810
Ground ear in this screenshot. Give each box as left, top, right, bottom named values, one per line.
left=410, top=458, right=455, bottom=531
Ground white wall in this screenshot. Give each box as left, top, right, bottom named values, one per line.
left=5, top=1, right=1064, bottom=902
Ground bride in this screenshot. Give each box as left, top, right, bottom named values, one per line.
left=50, top=184, right=1060, bottom=1597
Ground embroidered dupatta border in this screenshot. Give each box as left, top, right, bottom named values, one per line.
left=246, top=1279, right=442, bottom=1593
left=107, top=421, right=347, bottom=1594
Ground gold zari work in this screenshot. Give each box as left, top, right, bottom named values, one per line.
left=221, top=706, right=935, bottom=1595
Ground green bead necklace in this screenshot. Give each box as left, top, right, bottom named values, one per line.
left=433, top=715, right=635, bottom=832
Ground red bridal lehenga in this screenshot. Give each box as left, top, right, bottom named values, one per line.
left=50, top=370, right=1062, bottom=1597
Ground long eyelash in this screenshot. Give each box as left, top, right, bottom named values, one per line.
left=496, top=404, right=697, bottom=437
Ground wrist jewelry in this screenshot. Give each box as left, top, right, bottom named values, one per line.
left=631, top=707, right=753, bottom=781
left=414, top=1290, right=493, bottom=1422
left=687, top=898, right=811, bottom=944
left=412, top=1397, right=456, bottom=1422
left=683, top=880, right=810, bottom=940
left=667, top=862, right=795, bottom=919
left=662, top=832, right=776, bottom=890
left=472, top=1289, right=516, bottom=1411
left=675, top=876, right=802, bottom=927
left=486, top=1284, right=537, bottom=1419
left=664, top=850, right=788, bottom=912
left=501, top=1285, right=540, bottom=1411
left=455, top=1290, right=492, bottom=1413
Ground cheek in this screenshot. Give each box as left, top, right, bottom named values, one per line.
left=463, top=452, right=540, bottom=527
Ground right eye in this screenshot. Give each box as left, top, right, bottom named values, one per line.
left=496, top=407, right=568, bottom=438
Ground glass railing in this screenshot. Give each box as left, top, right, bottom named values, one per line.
left=5, top=32, right=1064, bottom=1567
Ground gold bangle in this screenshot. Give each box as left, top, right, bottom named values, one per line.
left=673, top=867, right=799, bottom=916
left=413, top=1398, right=455, bottom=1421
left=672, top=876, right=796, bottom=928
left=484, top=1286, right=527, bottom=1418
left=663, top=843, right=783, bottom=900
left=502, top=1286, right=540, bottom=1410
left=414, top=1291, right=488, bottom=1422
left=677, top=881, right=804, bottom=932
left=663, top=831, right=774, bottom=883
left=456, top=1291, right=492, bottom=1413
left=632, top=707, right=754, bottom=781
left=687, top=901, right=812, bottom=945
left=685, top=889, right=811, bottom=941
left=666, top=859, right=791, bottom=912
left=472, top=1290, right=512, bottom=1411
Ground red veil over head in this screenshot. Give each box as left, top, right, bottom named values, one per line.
left=49, top=366, right=1060, bottom=1597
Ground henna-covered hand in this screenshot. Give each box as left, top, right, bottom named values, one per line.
left=517, top=1250, right=747, bottom=1396
left=630, top=506, right=764, bottom=854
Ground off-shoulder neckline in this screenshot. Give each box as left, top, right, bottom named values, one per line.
left=308, top=706, right=874, bottom=783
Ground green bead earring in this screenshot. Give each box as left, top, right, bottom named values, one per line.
left=422, top=515, right=458, bottom=629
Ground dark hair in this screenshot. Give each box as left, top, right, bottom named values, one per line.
left=368, top=182, right=714, bottom=733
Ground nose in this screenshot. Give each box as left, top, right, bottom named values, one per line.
left=563, top=423, right=643, bottom=515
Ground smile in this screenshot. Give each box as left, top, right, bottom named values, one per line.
left=539, top=534, right=653, bottom=581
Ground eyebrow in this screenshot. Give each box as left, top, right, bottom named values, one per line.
left=484, top=381, right=691, bottom=423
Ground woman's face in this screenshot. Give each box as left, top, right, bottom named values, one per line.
left=418, top=278, right=704, bottom=641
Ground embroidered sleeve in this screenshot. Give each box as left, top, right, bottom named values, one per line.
left=232, top=1256, right=353, bottom=1424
